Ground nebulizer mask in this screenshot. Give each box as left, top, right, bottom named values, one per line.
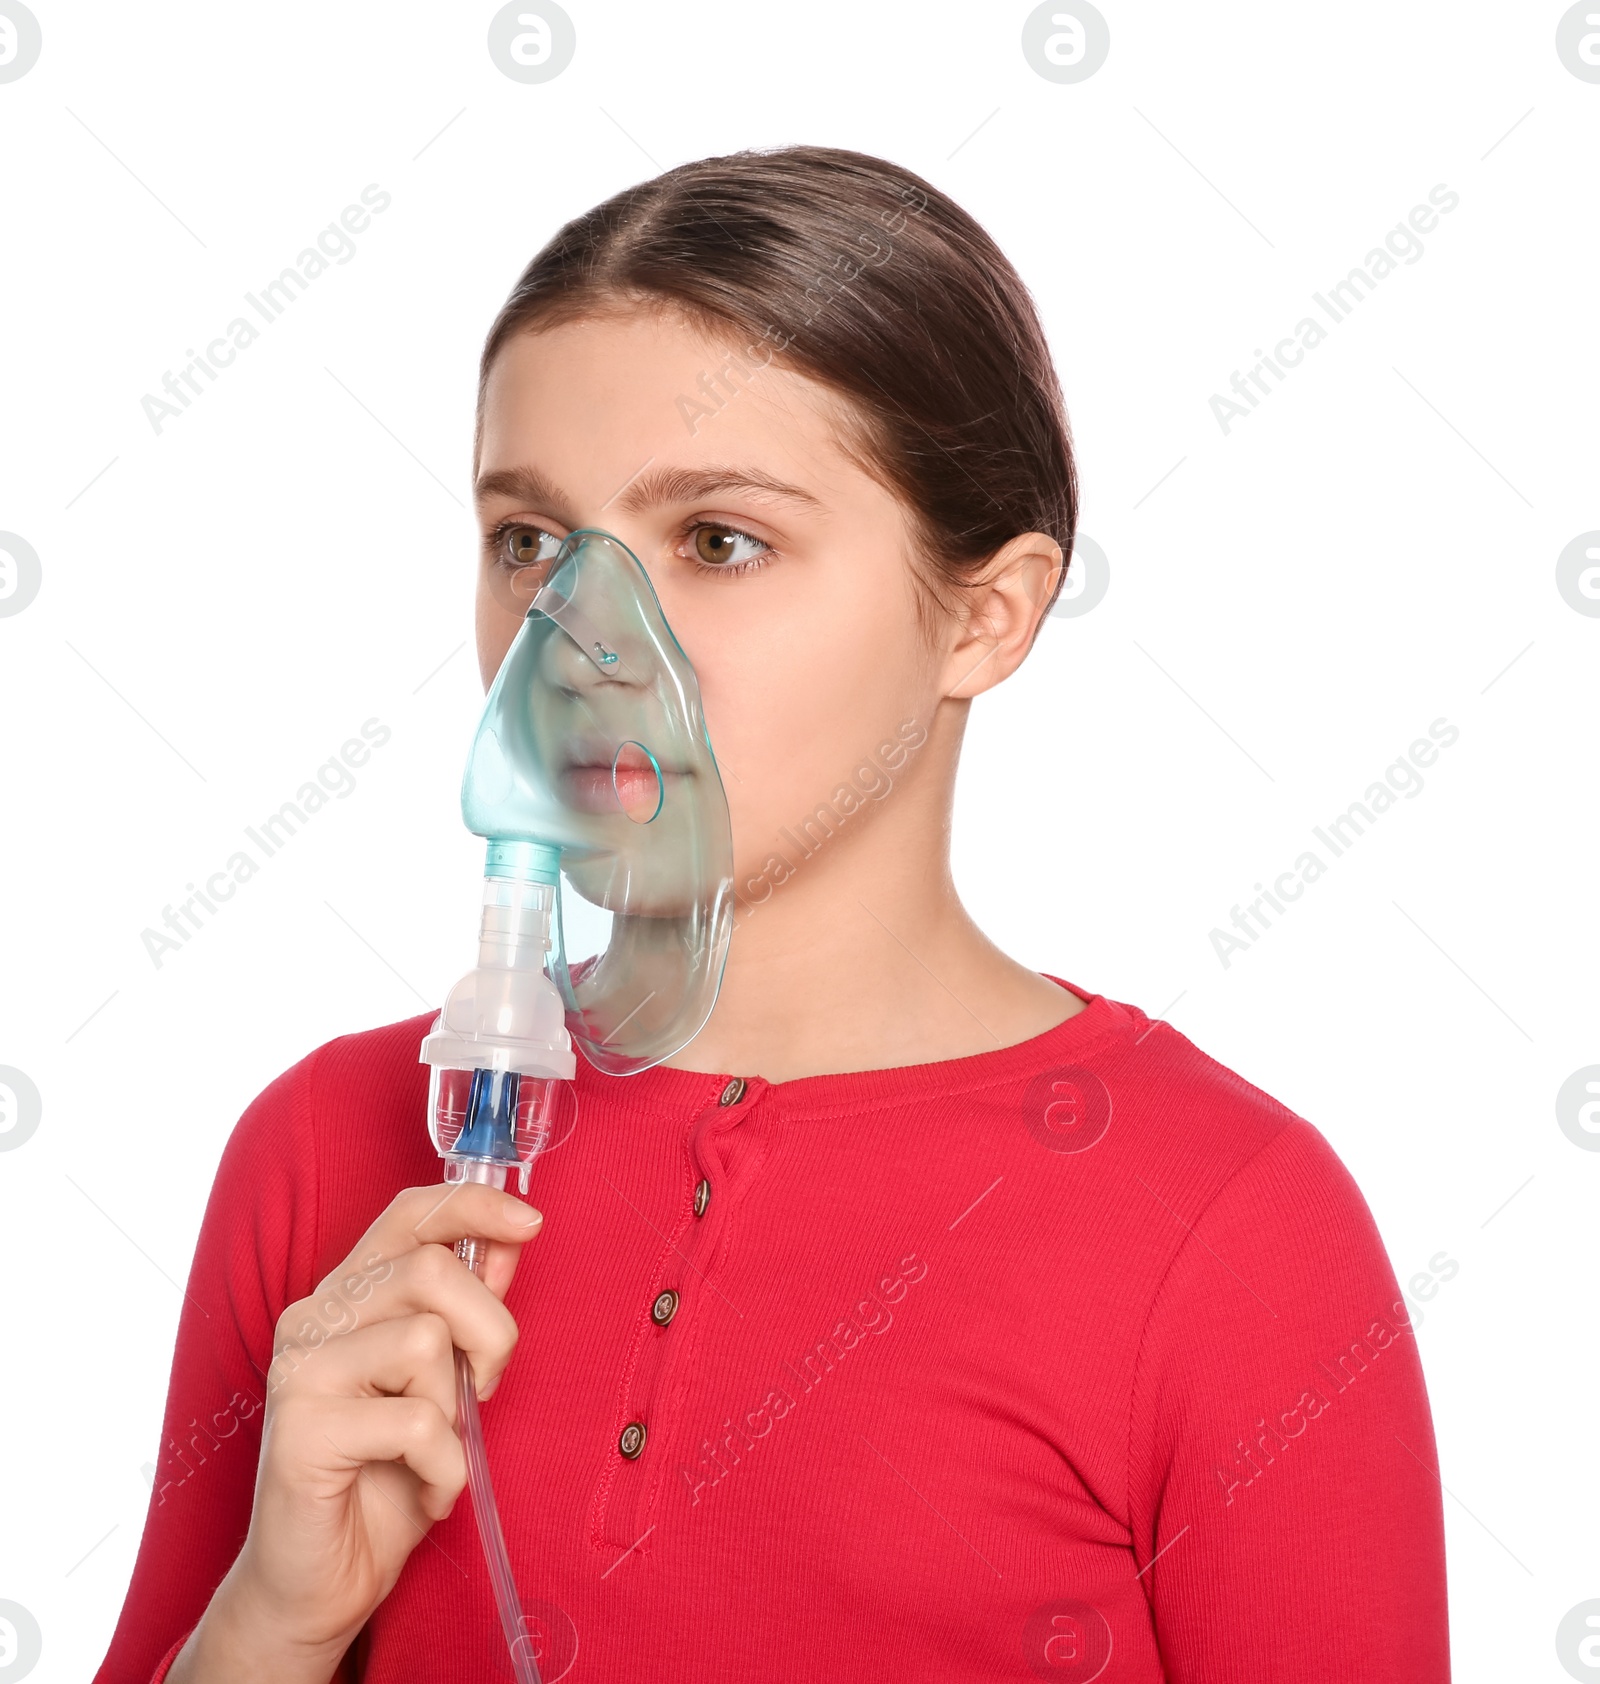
left=419, top=528, right=734, bottom=1682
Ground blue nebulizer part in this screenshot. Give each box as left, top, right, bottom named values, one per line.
left=454, top=1068, right=521, bottom=1160
left=418, top=527, right=736, bottom=1684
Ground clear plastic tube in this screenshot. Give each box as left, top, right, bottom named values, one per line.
left=454, top=1234, right=543, bottom=1684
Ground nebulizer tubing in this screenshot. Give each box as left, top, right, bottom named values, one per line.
left=455, top=1165, right=543, bottom=1684
left=457, top=1204, right=542, bottom=1684
left=418, top=529, right=736, bottom=1682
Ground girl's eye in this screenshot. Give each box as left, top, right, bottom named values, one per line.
left=494, top=522, right=562, bottom=571
left=484, top=521, right=564, bottom=613
left=682, top=522, right=772, bottom=577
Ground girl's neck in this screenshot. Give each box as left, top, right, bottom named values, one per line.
left=663, top=807, right=1082, bottom=1085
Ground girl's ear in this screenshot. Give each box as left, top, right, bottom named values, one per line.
left=940, top=534, right=1065, bottom=701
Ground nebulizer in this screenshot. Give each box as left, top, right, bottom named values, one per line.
left=418, top=528, right=735, bottom=1682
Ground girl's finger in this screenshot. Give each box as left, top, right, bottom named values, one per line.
left=262, top=1393, right=467, bottom=1523
left=271, top=1312, right=460, bottom=1419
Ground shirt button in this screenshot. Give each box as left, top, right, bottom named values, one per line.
left=719, top=1077, right=747, bottom=1106
left=650, top=1289, right=679, bottom=1325
left=692, top=1177, right=711, bottom=1217
left=618, top=1421, right=646, bottom=1458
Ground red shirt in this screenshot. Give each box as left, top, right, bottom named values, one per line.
left=94, top=977, right=1451, bottom=1682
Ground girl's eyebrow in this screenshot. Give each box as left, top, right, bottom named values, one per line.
left=473, top=462, right=823, bottom=515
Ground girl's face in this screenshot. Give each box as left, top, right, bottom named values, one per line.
left=473, top=308, right=961, bottom=895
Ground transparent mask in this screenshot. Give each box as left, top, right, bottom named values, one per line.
left=461, top=527, right=735, bottom=1075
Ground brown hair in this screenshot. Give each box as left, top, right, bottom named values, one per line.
left=475, top=143, right=1077, bottom=643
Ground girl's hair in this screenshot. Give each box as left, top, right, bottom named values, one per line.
left=475, top=144, right=1077, bottom=641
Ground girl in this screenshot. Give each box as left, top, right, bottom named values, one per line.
left=96, top=145, right=1450, bottom=1683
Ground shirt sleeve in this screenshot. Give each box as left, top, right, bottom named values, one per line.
left=1127, top=1117, right=1451, bottom=1681
left=91, top=1046, right=353, bottom=1684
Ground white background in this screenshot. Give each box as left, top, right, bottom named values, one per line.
left=1, top=3, right=1596, bottom=1679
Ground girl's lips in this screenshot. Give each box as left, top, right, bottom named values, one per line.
left=560, top=762, right=671, bottom=818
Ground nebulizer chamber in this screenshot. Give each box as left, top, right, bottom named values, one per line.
left=422, top=855, right=572, bottom=1211
left=419, top=529, right=734, bottom=1683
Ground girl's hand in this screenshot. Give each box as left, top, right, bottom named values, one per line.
left=167, top=1181, right=543, bottom=1684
